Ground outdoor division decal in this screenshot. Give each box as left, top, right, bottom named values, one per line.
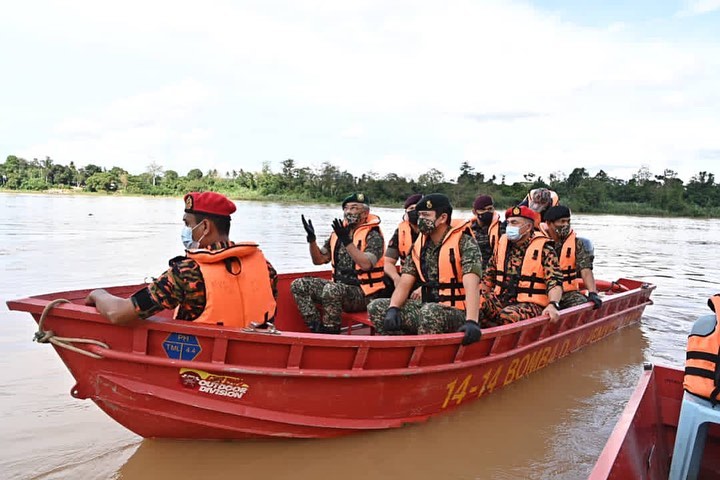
left=179, top=368, right=250, bottom=400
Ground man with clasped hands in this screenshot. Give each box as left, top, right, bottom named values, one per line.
left=291, top=193, right=385, bottom=334
left=367, top=193, right=483, bottom=345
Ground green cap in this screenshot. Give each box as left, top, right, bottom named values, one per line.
left=342, top=192, right=370, bottom=208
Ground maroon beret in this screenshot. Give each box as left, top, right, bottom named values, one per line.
left=473, top=195, right=494, bottom=210
left=505, top=205, right=540, bottom=228
left=184, top=192, right=237, bottom=218
left=404, top=193, right=423, bottom=209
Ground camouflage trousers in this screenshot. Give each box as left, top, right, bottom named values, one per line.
left=290, top=277, right=368, bottom=329
left=560, top=290, right=589, bottom=309
left=478, top=293, right=544, bottom=328
left=367, top=298, right=466, bottom=336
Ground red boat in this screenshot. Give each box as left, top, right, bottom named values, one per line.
left=7, top=271, right=654, bottom=440
left=589, top=364, right=720, bottom=479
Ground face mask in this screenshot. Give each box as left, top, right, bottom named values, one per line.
left=478, top=211, right=493, bottom=225
left=181, top=222, right=203, bottom=250
left=418, top=217, right=437, bottom=235
left=407, top=210, right=419, bottom=225
left=505, top=225, right=522, bottom=241
left=555, top=225, right=571, bottom=238
left=344, top=212, right=361, bottom=225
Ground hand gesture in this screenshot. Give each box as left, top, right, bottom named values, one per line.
left=457, top=320, right=482, bottom=345
left=332, top=218, right=352, bottom=246
left=301, top=214, right=316, bottom=243
left=384, top=306, right=402, bottom=332
left=587, top=291, right=602, bottom=310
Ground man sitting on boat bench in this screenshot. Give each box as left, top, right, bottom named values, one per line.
left=291, top=192, right=385, bottom=334
left=478, top=205, right=563, bottom=326
left=541, top=205, right=602, bottom=310
left=367, top=193, right=483, bottom=345
left=85, top=191, right=278, bottom=327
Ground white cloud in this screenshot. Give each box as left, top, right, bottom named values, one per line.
left=340, top=125, right=365, bottom=139
left=20, top=79, right=214, bottom=172
left=678, top=0, right=720, bottom=16
left=2, top=0, right=720, bottom=184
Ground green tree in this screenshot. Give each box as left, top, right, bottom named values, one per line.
left=186, top=168, right=203, bottom=180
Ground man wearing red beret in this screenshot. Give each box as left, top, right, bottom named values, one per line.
left=85, top=192, right=278, bottom=328
left=292, top=192, right=385, bottom=334
left=469, top=194, right=505, bottom=270
left=478, top=205, right=564, bottom=326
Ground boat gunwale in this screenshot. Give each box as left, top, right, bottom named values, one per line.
left=7, top=281, right=654, bottom=378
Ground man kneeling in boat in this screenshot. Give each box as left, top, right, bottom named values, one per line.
left=541, top=205, right=602, bottom=310
left=478, top=206, right=563, bottom=326
left=292, top=192, right=385, bottom=334
left=85, top=192, right=278, bottom=327
left=367, top=193, right=483, bottom=345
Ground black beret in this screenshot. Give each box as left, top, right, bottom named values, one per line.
left=544, top=205, right=571, bottom=222
left=415, top=193, right=452, bottom=213
left=342, top=192, right=370, bottom=208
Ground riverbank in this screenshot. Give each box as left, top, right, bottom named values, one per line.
left=3, top=187, right=720, bottom=217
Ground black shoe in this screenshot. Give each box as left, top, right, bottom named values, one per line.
left=315, top=323, right=341, bottom=334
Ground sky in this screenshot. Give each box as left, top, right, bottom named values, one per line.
left=1, top=0, right=719, bottom=184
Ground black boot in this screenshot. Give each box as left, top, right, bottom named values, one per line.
left=315, top=323, right=341, bottom=334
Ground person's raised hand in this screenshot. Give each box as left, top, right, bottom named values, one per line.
left=301, top=214, right=316, bottom=243
left=332, top=218, right=352, bottom=246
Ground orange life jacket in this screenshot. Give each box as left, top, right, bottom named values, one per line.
left=184, top=243, right=277, bottom=328
left=684, top=295, right=720, bottom=404
left=557, top=230, right=579, bottom=292
left=330, top=213, right=385, bottom=296
left=411, top=219, right=472, bottom=310
left=397, top=221, right=415, bottom=259
left=493, top=232, right=550, bottom=306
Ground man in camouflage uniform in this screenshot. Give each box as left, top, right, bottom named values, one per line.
left=479, top=205, right=563, bottom=327
left=519, top=187, right=559, bottom=222
left=382, top=193, right=423, bottom=298
left=85, top=191, right=278, bottom=325
left=469, top=194, right=505, bottom=270
left=291, top=193, right=385, bottom=334
left=368, top=193, right=483, bottom=345
left=543, top=205, right=602, bottom=310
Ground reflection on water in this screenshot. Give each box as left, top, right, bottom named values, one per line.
left=1, top=193, right=719, bottom=479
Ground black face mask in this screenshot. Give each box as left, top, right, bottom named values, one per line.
left=407, top=210, right=419, bottom=225
left=478, top=211, right=493, bottom=225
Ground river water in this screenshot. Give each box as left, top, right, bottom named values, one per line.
left=1, top=193, right=718, bottom=480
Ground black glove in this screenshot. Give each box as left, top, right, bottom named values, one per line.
left=301, top=214, right=316, bottom=243
left=458, top=320, right=482, bottom=345
left=332, top=218, right=352, bottom=246
left=588, top=291, right=602, bottom=310
left=384, top=306, right=402, bottom=332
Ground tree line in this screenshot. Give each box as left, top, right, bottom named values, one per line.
left=2, top=155, right=720, bottom=217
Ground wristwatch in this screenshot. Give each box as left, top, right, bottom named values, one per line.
left=549, top=301, right=560, bottom=310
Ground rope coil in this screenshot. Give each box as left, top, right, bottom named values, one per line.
left=34, top=298, right=109, bottom=359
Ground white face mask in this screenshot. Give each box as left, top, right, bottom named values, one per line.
left=505, top=225, right=522, bottom=241
left=181, top=222, right=204, bottom=250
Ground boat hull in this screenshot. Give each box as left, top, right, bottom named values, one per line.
left=589, top=365, right=720, bottom=479
left=8, top=273, right=654, bottom=440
